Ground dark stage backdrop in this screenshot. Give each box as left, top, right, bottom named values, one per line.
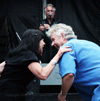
left=0, top=0, right=42, bottom=62
left=0, top=0, right=100, bottom=61
left=0, top=0, right=8, bottom=62
left=55, top=0, right=100, bottom=45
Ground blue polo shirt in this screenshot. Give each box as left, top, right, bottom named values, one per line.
left=59, top=39, right=100, bottom=101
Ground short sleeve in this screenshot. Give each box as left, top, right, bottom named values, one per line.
left=22, top=51, right=39, bottom=66
left=59, top=49, right=76, bottom=78
left=6, top=50, right=39, bottom=66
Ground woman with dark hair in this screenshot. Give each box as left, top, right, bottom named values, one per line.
left=0, top=29, right=72, bottom=101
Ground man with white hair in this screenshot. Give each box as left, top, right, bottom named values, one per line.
left=39, top=4, right=60, bottom=63
left=47, top=23, right=100, bottom=101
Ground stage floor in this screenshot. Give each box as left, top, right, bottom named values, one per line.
left=26, top=93, right=82, bottom=101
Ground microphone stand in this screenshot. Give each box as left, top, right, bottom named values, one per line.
left=49, top=16, right=52, bottom=26
left=49, top=16, right=52, bottom=60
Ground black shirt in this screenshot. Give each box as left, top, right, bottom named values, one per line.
left=0, top=49, right=39, bottom=94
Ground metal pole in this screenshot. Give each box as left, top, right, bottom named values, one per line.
left=42, top=0, right=47, bottom=19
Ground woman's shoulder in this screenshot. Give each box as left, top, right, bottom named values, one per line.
left=19, top=49, right=39, bottom=61
left=6, top=49, right=39, bottom=65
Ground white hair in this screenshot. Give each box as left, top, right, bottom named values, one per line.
left=46, top=23, right=77, bottom=40
left=44, top=4, right=56, bottom=13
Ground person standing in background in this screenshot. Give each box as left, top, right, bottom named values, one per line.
left=39, top=4, right=60, bottom=63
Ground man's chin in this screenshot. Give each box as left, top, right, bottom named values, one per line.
left=56, top=46, right=60, bottom=50
left=54, top=46, right=58, bottom=50
left=39, top=52, right=43, bottom=56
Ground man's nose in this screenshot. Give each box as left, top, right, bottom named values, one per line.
left=51, top=42, right=54, bottom=46
left=44, top=42, right=45, bottom=45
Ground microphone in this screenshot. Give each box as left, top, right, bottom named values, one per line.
left=49, top=13, right=52, bottom=18
left=49, top=13, right=52, bottom=25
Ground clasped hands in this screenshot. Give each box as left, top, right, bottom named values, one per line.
left=39, top=24, right=50, bottom=31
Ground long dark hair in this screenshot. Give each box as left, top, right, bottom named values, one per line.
left=9, top=29, right=44, bottom=57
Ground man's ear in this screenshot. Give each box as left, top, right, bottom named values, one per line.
left=61, top=33, right=66, bottom=40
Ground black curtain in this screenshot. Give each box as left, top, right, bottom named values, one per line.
left=0, top=0, right=42, bottom=62
left=0, top=0, right=100, bottom=62
left=55, top=0, right=100, bottom=45
left=7, top=0, right=42, bottom=48
left=0, top=0, right=8, bottom=62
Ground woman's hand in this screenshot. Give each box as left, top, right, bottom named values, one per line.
left=57, top=46, right=72, bottom=57
left=39, top=24, right=45, bottom=31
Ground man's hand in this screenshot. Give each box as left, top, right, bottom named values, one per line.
left=44, top=24, right=50, bottom=30
left=39, top=24, right=45, bottom=31
left=58, top=93, right=66, bottom=101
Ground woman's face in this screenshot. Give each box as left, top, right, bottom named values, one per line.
left=39, top=39, right=45, bottom=56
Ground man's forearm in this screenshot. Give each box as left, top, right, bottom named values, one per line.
left=61, top=73, right=74, bottom=96
left=58, top=73, right=74, bottom=101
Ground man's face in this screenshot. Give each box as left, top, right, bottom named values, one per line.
left=51, top=32, right=63, bottom=50
left=46, top=6, right=55, bottom=19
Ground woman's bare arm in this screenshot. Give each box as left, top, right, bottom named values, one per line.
left=28, top=46, right=72, bottom=80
